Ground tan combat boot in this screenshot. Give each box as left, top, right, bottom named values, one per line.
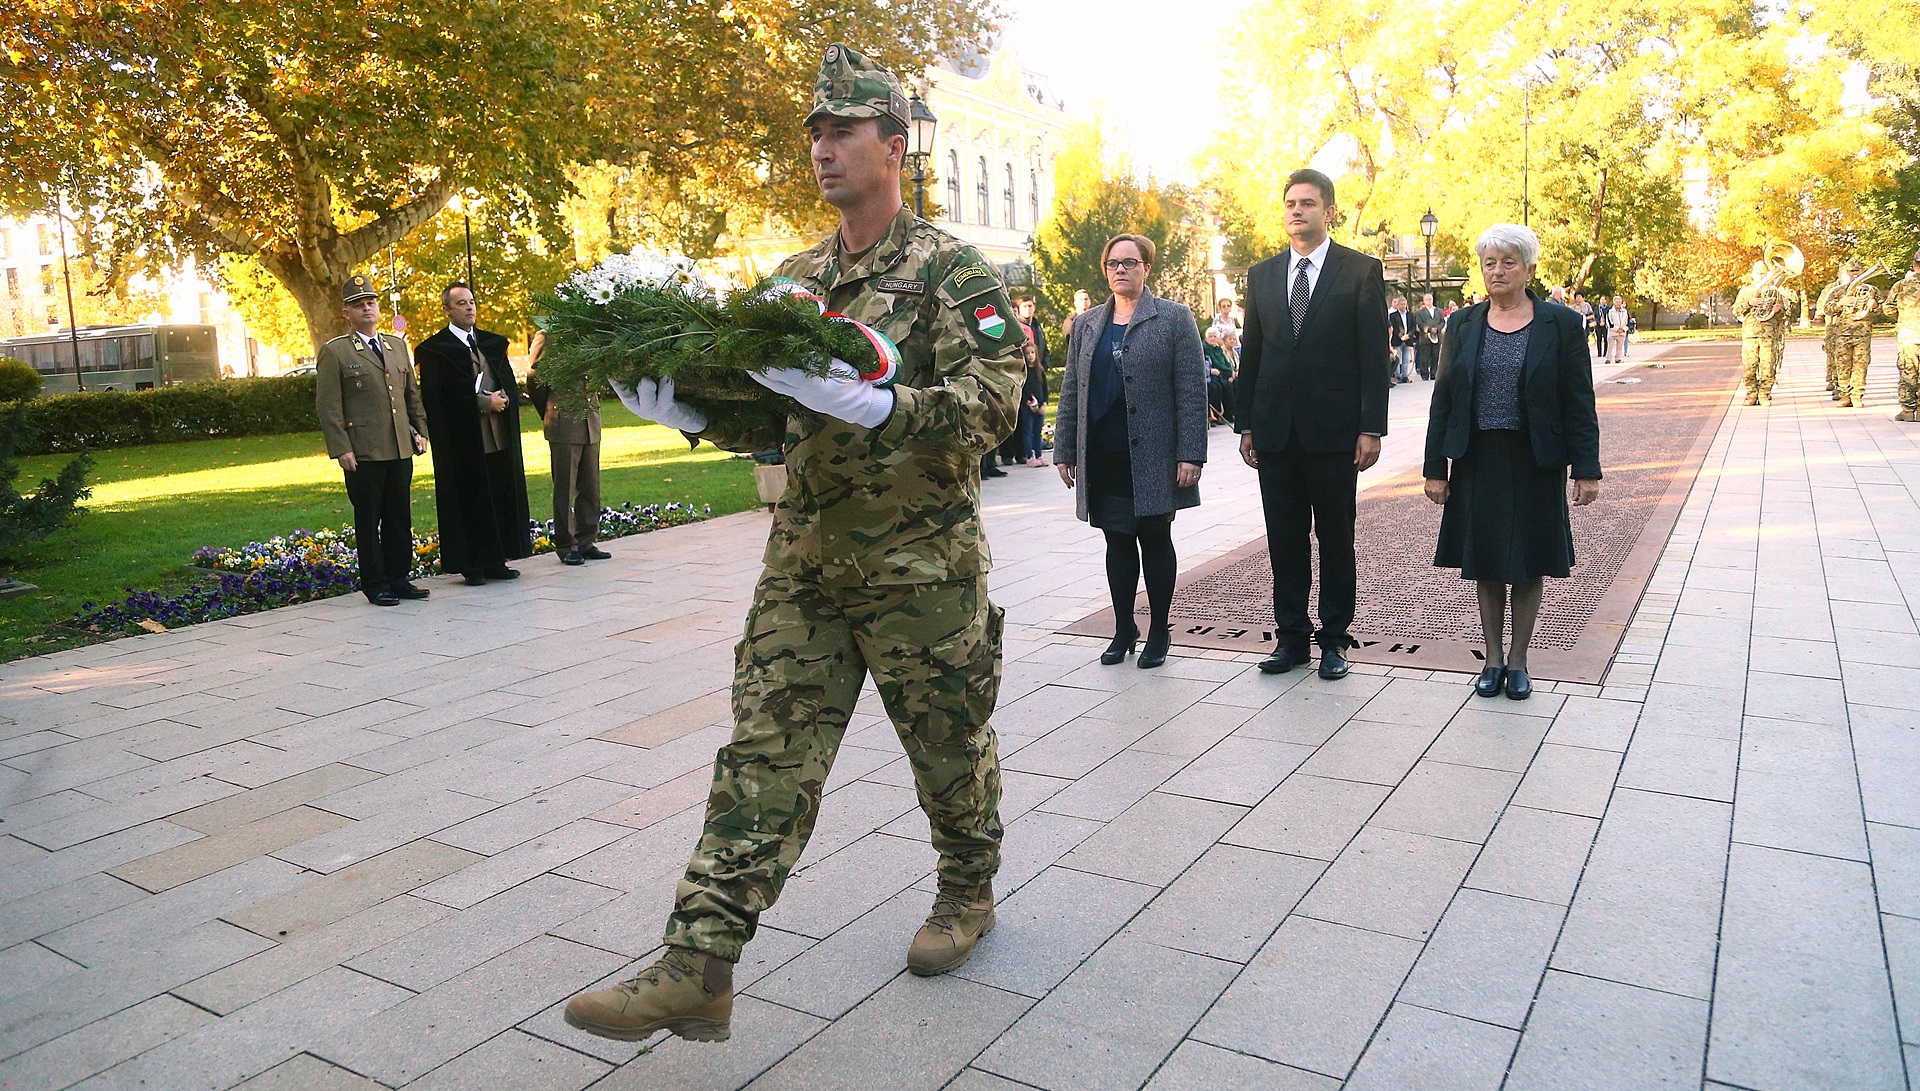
left=1743, top=391, right=1759, bottom=406
left=907, top=880, right=994, bottom=976
left=1757, top=391, right=1771, bottom=406
left=1898, top=407, right=1917, bottom=422
left=563, top=947, right=733, bottom=1042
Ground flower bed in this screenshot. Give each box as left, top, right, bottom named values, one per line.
left=70, top=501, right=711, bottom=637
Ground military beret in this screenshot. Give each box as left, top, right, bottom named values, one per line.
left=806, top=42, right=911, bottom=129
left=341, top=275, right=378, bottom=303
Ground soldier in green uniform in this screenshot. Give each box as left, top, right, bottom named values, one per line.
left=1733, top=261, right=1796, bottom=406
left=564, top=44, right=1023, bottom=1046
left=1831, top=257, right=1881, bottom=409
left=314, top=275, right=430, bottom=606
left=1816, top=272, right=1846, bottom=397
left=1887, top=248, right=1920, bottom=422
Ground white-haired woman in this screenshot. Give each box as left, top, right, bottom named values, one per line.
left=1422, top=224, right=1602, bottom=700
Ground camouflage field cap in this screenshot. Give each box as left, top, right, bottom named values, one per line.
left=805, top=42, right=911, bottom=129
left=1843, top=256, right=1865, bottom=272
left=341, top=274, right=378, bottom=304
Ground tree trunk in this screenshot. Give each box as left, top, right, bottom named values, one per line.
left=1567, top=168, right=1610, bottom=296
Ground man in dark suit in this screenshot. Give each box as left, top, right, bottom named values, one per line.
left=415, top=283, right=531, bottom=585
left=1414, top=292, right=1442, bottom=380
left=1388, top=295, right=1414, bottom=383
left=1234, top=169, right=1390, bottom=679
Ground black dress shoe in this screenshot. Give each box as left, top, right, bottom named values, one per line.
left=982, top=466, right=1008, bottom=478
left=487, top=566, right=520, bottom=580
left=1317, top=644, right=1351, bottom=679
left=1258, top=646, right=1306, bottom=674
left=578, top=545, right=612, bottom=560
left=462, top=573, right=488, bottom=586
left=1474, top=666, right=1507, bottom=698
left=560, top=552, right=585, bottom=566
left=1505, top=668, right=1533, bottom=700
left=1100, top=625, right=1139, bottom=666
left=368, top=591, right=400, bottom=606
left=393, top=584, right=430, bottom=600
left=1137, top=629, right=1170, bottom=669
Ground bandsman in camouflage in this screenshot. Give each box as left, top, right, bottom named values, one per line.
left=1830, top=256, right=1881, bottom=409
left=1733, top=261, right=1796, bottom=406
left=1887, top=247, right=1920, bottom=422
left=1816, top=272, right=1847, bottom=396
left=565, top=43, right=1024, bottom=1047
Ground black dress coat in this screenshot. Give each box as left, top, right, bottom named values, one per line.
left=416, top=326, right=532, bottom=572
left=1234, top=241, right=1391, bottom=453
left=1422, top=294, right=1603, bottom=483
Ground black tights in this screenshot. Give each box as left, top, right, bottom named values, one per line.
left=1105, top=517, right=1176, bottom=639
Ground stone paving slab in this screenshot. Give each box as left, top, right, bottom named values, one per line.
left=1, top=340, right=1916, bottom=1088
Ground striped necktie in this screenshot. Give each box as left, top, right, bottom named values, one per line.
left=1290, top=257, right=1311, bottom=334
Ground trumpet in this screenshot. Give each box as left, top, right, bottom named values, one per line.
left=1752, top=241, right=1803, bottom=322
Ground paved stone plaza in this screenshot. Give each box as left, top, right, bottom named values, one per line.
left=2, top=338, right=1916, bottom=1090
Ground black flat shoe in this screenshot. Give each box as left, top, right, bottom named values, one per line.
left=1258, top=646, right=1306, bottom=674
left=462, top=573, right=488, bottom=586
left=1137, top=631, right=1170, bottom=669
left=560, top=552, right=585, bottom=566
left=488, top=566, right=521, bottom=580
left=1100, top=626, right=1139, bottom=666
left=1475, top=666, right=1507, bottom=698
left=1505, top=668, right=1533, bottom=700
left=579, top=546, right=612, bottom=560
left=393, top=584, right=430, bottom=600
left=1317, top=644, right=1350, bottom=680
left=368, top=591, right=400, bottom=606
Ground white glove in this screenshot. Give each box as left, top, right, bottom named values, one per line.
left=751, top=359, right=895, bottom=429
left=607, top=376, right=707, bottom=434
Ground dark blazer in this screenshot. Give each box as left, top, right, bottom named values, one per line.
left=1389, top=309, right=1413, bottom=346
left=1053, top=289, right=1209, bottom=522
left=1423, top=293, right=1603, bottom=482
left=1235, top=241, right=1391, bottom=453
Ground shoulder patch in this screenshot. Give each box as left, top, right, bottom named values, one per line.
left=951, top=264, right=992, bottom=289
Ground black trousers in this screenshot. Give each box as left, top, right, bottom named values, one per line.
left=1416, top=339, right=1438, bottom=380
left=343, top=457, right=413, bottom=597
left=1256, top=439, right=1359, bottom=652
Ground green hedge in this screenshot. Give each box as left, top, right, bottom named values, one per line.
left=6, top=376, right=320, bottom=454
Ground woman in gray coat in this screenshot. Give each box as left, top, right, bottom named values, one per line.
left=1054, top=234, right=1209, bottom=669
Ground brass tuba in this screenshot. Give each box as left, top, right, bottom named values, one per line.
left=1752, top=241, right=1803, bottom=322
left=1844, top=259, right=1889, bottom=320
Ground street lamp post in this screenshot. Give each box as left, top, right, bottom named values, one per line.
left=1420, top=209, right=1438, bottom=297
left=906, top=92, right=938, bottom=218
left=53, top=191, right=84, bottom=391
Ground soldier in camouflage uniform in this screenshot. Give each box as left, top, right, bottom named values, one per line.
left=1887, top=248, right=1920, bottom=422
left=564, top=44, right=1023, bottom=1046
left=1733, top=262, right=1796, bottom=406
left=1831, top=257, right=1881, bottom=409
left=1817, top=273, right=1846, bottom=397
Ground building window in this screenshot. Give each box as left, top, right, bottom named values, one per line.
left=975, top=156, right=991, bottom=226
left=1003, top=163, right=1016, bottom=229
left=0, top=230, right=11, bottom=260
left=37, top=224, right=54, bottom=257
left=3, top=268, right=16, bottom=297
left=946, top=150, right=961, bottom=221
left=40, top=265, right=53, bottom=296
left=1030, top=169, right=1041, bottom=225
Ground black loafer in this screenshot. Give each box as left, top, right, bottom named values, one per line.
left=560, top=552, right=585, bottom=566
left=1475, top=666, right=1507, bottom=698
left=1258, top=646, right=1306, bottom=674
left=393, top=584, right=430, bottom=600
left=368, top=591, right=400, bottom=607
left=1318, top=644, right=1351, bottom=679
left=488, top=567, right=520, bottom=580
left=1505, top=668, right=1533, bottom=700
left=579, top=546, right=612, bottom=560
left=462, top=573, right=488, bottom=586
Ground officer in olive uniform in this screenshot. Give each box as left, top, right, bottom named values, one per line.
left=565, top=44, right=1024, bottom=1046
left=1887, top=248, right=1920, bottom=422
left=1733, top=261, right=1796, bottom=406
left=315, top=275, right=430, bottom=605
left=1831, top=257, right=1881, bottom=409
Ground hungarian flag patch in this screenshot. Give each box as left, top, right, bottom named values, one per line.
left=973, top=304, right=1007, bottom=339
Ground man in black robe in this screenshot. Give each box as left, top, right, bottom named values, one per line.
left=416, top=283, right=531, bottom=585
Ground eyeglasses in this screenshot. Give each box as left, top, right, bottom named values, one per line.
left=1104, top=258, right=1146, bottom=272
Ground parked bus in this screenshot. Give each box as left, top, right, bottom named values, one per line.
left=0, top=324, right=221, bottom=395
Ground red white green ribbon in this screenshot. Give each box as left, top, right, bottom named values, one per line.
left=824, top=312, right=901, bottom=388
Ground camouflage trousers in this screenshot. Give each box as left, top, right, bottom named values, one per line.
left=1825, top=326, right=1839, bottom=389
left=1900, top=345, right=1920, bottom=411
left=664, top=571, right=1006, bottom=963
left=1742, top=331, right=1783, bottom=395
left=1835, top=327, right=1874, bottom=402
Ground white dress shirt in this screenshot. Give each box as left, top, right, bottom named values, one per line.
left=446, top=324, right=480, bottom=353
left=1285, top=236, right=1333, bottom=301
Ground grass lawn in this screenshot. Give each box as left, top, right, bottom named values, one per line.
left=2, top=404, right=760, bottom=662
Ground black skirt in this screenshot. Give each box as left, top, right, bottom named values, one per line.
left=1086, top=451, right=1171, bottom=535
left=1434, top=428, right=1574, bottom=582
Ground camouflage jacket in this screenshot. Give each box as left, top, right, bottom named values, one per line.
left=1733, top=284, right=1794, bottom=333
left=700, top=206, right=1024, bottom=587
left=1887, top=274, right=1920, bottom=347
